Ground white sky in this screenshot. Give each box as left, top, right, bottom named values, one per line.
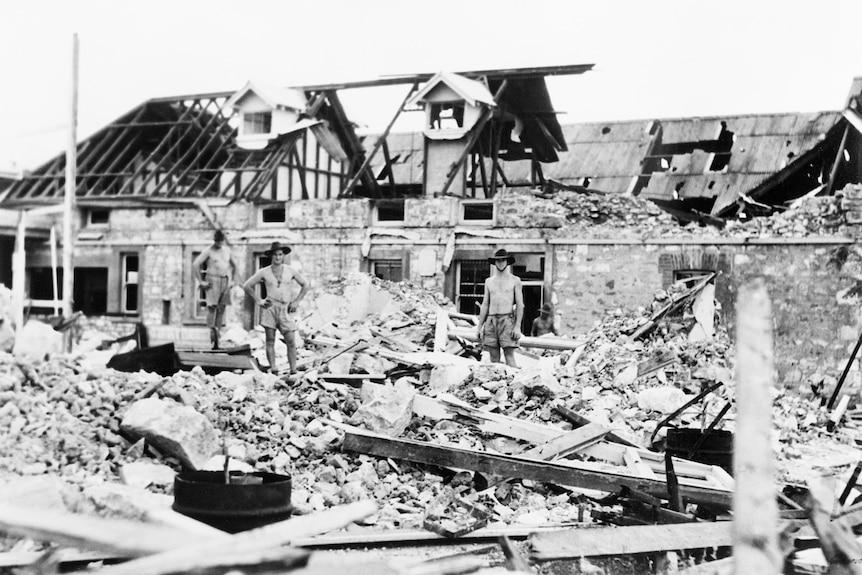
left=2, top=0, right=862, bottom=171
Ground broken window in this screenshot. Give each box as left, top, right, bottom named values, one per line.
left=244, top=112, right=272, bottom=135
left=26, top=267, right=62, bottom=315
left=456, top=260, right=490, bottom=316
left=87, top=209, right=110, bottom=226
left=429, top=102, right=465, bottom=130
left=121, top=253, right=139, bottom=314
left=73, top=267, right=108, bottom=315
left=191, top=251, right=208, bottom=321
left=461, top=200, right=495, bottom=224
left=372, top=260, right=403, bottom=282
left=374, top=199, right=406, bottom=223
left=261, top=206, right=286, bottom=224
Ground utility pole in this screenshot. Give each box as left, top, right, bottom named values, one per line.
left=63, top=33, right=78, bottom=338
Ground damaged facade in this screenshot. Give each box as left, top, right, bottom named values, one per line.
left=4, top=66, right=862, bottom=386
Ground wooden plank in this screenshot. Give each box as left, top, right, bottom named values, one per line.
left=553, top=404, right=638, bottom=447
left=411, top=391, right=727, bottom=482
left=519, top=423, right=609, bottom=460
left=802, top=478, right=862, bottom=574
left=448, top=327, right=588, bottom=351
left=529, top=521, right=733, bottom=560
left=623, top=447, right=657, bottom=479
left=339, top=424, right=732, bottom=507
left=95, top=500, right=377, bottom=575
left=176, top=351, right=255, bottom=371
left=0, top=503, right=221, bottom=557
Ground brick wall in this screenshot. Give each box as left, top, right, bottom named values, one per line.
left=551, top=241, right=861, bottom=387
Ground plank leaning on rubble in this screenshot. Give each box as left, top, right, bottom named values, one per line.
left=94, top=499, right=377, bottom=575
left=334, top=422, right=733, bottom=507
left=406, top=390, right=730, bottom=484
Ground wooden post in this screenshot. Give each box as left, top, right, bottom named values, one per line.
left=49, top=226, right=60, bottom=315
left=12, top=211, right=26, bottom=330
left=63, top=34, right=78, bottom=332
left=733, top=279, right=781, bottom=573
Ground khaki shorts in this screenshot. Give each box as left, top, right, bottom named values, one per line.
left=205, top=275, right=231, bottom=308
left=260, top=303, right=296, bottom=332
left=483, top=314, right=520, bottom=349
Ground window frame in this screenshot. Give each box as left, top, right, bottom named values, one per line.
left=120, top=252, right=140, bottom=315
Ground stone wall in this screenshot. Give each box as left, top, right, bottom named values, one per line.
left=551, top=240, right=862, bottom=387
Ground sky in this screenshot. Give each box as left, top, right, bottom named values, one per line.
left=2, top=0, right=862, bottom=171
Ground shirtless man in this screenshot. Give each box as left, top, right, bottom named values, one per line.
left=476, top=248, right=524, bottom=368
left=242, top=241, right=309, bottom=374
left=531, top=303, right=558, bottom=337
left=193, top=230, right=238, bottom=350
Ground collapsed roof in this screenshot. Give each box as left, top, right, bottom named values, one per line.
left=3, top=69, right=862, bottom=225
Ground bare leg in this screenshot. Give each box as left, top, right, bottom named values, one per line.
left=206, top=306, right=218, bottom=349
left=284, top=330, right=297, bottom=373
left=488, top=347, right=502, bottom=363
left=264, top=327, right=277, bottom=372
left=213, top=306, right=226, bottom=349
left=502, top=348, right=518, bottom=368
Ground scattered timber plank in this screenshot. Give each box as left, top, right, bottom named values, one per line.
left=448, top=327, right=588, bottom=351
left=637, top=350, right=678, bottom=378
left=319, top=373, right=386, bottom=383
left=406, top=390, right=728, bottom=483
left=802, top=478, right=862, bottom=573
left=0, top=503, right=223, bottom=557
left=553, top=404, right=638, bottom=447
left=519, top=423, right=609, bottom=460
left=529, top=521, right=733, bottom=560
left=339, top=424, right=733, bottom=507
left=95, top=500, right=377, bottom=575
left=292, top=524, right=567, bottom=547
left=369, top=327, right=422, bottom=352
left=176, top=351, right=255, bottom=371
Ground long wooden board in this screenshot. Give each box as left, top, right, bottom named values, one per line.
left=530, top=522, right=733, bottom=560
left=339, top=424, right=732, bottom=507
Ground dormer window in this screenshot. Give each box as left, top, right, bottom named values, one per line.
left=244, top=112, right=272, bottom=135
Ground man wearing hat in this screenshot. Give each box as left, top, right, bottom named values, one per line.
left=531, top=303, right=558, bottom=337
left=476, top=248, right=524, bottom=368
left=242, top=241, right=309, bottom=375
left=193, top=229, right=239, bottom=350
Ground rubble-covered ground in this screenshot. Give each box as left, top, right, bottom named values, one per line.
left=1, top=269, right=860, bottom=573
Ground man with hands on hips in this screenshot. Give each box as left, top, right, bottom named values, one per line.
left=242, top=241, right=309, bottom=375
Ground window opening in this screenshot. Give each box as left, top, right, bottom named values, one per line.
left=121, top=253, right=139, bottom=314
left=88, top=209, right=110, bottom=226
left=244, top=112, right=272, bottom=135
left=429, top=102, right=465, bottom=129
left=462, top=201, right=494, bottom=221
left=192, top=251, right=207, bottom=321
left=375, top=199, right=405, bottom=222
left=261, top=206, right=286, bottom=223
left=73, top=267, right=108, bottom=315
left=373, top=260, right=403, bottom=282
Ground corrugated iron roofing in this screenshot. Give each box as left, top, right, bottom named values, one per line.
left=369, top=111, right=841, bottom=209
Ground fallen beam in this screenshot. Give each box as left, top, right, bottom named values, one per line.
left=529, top=521, right=733, bottom=560
left=176, top=351, right=255, bottom=371
left=339, top=424, right=732, bottom=507
left=448, top=328, right=588, bottom=351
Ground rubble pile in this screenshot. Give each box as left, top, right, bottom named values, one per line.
left=0, top=272, right=855, bottom=573
left=507, top=184, right=862, bottom=240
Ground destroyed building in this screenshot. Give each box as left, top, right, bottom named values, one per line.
left=3, top=65, right=862, bottom=387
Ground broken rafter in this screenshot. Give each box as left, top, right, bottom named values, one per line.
left=340, top=82, right=417, bottom=199
left=338, top=423, right=733, bottom=507
left=114, top=100, right=202, bottom=196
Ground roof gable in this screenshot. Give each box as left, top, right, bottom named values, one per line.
left=408, top=71, right=496, bottom=108
left=226, top=81, right=307, bottom=112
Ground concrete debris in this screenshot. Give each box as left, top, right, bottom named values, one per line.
left=0, top=271, right=856, bottom=573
